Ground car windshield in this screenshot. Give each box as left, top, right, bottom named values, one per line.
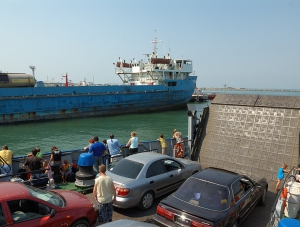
left=174, top=177, right=230, bottom=211
left=109, top=159, right=144, bottom=179
left=28, top=186, right=64, bottom=207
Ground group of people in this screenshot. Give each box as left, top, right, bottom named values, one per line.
left=85, top=132, right=141, bottom=172
left=23, top=146, right=72, bottom=183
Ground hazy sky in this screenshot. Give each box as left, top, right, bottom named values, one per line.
left=1, top=1, right=299, bottom=89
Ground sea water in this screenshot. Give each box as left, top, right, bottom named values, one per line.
left=1, top=90, right=299, bottom=156
left=1, top=102, right=209, bottom=156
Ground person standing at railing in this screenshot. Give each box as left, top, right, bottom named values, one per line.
left=89, top=136, right=108, bottom=172
left=84, top=138, right=95, bottom=151
left=107, top=134, right=121, bottom=156
left=102, top=139, right=110, bottom=165
left=126, top=131, right=140, bottom=154
left=276, top=163, right=290, bottom=193
left=0, top=145, right=14, bottom=181
left=173, top=131, right=184, bottom=158
left=23, top=148, right=43, bottom=176
left=157, top=134, right=167, bottom=155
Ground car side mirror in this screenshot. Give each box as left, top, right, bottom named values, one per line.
left=255, top=183, right=262, bottom=188
left=50, top=209, right=56, bottom=218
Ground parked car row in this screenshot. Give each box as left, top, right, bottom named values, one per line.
left=0, top=152, right=268, bottom=227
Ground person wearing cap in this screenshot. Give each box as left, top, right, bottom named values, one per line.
left=107, top=134, right=121, bottom=156
left=89, top=136, right=108, bottom=172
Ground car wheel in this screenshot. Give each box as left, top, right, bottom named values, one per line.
left=70, top=219, right=89, bottom=227
left=138, top=191, right=154, bottom=210
left=259, top=187, right=267, bottom=205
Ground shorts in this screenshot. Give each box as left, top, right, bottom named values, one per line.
left=98, top=201, right=113, bottom=224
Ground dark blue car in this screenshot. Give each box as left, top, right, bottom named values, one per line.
left=154, top=167, right=268, bottom=227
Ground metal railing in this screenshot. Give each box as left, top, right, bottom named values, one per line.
left=268, top=167, right=298, bottom=227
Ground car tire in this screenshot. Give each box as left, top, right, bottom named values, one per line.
left=138, top=191, right=154, bottom=210
left=259, top=187, right=267, bottom=205
left=70, top=219, right=89, bottom=227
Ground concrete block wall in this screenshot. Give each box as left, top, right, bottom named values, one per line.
left=199, top=94, right=300, bottom=181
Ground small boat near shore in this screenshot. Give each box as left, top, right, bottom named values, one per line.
left=189, top=89, right=208, bottom=102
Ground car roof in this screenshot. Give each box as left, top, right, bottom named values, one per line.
left=124, top=152, right=171, bottom=165
left=192, top=167, right=241, bottom=187
left=0, top=182, right=30, bottom=199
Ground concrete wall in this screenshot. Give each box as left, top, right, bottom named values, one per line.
left=198, top=94, right=300, bottom=181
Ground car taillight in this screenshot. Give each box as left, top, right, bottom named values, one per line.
left=191, top=220, right=219, bottom=227
left=157, top=205, right=174, bottom=221
left=116, top=187, right=130, bottom=196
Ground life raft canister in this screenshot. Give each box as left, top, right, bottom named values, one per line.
left=281, top=187, right=288, bottom=208
left=174, top=143, right=184, bottom=158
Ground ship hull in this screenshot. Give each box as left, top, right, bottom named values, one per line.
left=0, top=77, right=196, bottom=124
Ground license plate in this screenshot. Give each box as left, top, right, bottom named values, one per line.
left=175, top=216, right=190, bottom=226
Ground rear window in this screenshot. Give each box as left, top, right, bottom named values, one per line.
left=109, top=159, right=144, bottom=179
left=174, top=177, right=230, bottom=211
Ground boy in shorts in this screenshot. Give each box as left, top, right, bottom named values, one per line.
left=275, top=163, right=290, bottom=193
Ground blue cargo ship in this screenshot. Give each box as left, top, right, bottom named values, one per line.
left=0, top=37, right=197, bottom=124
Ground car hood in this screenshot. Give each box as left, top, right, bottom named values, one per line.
left=53, top=190, right=94, bottom=209
left=162, top=194, right=225, bottom=222
left=106, top=171, right=134, bottom=185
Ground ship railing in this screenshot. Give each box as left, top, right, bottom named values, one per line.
left=1, top=168, right=50, bottom=189
left=268, top=167, right=298, bottom=227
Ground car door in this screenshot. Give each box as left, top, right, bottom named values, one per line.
left=231, top=179, right=252, bottom=221
left=241, top=177, right=261, bottom=209
left=145, top=160, right=170, bottom=197
left=5, top=199, right=63, bottom=227
left=0, top=202, right=7, bottom=227
left=163, top=159, right=185, bottom=190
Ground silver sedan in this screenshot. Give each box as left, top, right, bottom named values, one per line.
left=106, top=152, right=202, bottom=210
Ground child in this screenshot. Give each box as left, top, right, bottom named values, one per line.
left=157, top=134, right=167, bottom=155
left=61, top=160, right=69, bottom=184
left=275, top=163, right=290, bottom=192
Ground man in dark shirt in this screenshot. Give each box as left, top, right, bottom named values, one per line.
left=23, top=148, right=43, bottom=174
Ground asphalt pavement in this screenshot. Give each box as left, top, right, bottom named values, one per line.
left=87, top=180, right=277, bottom=227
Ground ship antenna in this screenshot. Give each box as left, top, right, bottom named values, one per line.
left=29, top=65, right=36, bottom=80
left=150, top=30, right=162, bottom=55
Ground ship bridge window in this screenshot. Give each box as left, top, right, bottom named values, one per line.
left=0, top=74, right=9, bottom=82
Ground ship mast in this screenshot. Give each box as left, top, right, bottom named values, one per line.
left=150, top=31, right=162, bottom=56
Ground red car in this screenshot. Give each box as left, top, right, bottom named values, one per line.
left=0, top=182, right=97, bottom=227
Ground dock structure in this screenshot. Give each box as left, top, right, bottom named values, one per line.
left=192, top=94, right=300, bottom=182
left=189, top=92, right=208, bottom=102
